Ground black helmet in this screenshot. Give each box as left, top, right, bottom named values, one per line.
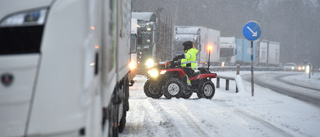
left=182, top=41, right=193, bottom=51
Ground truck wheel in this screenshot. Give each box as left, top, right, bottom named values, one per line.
left=198, top=80, right=215, bottom=99
left=144, top=79, right=163, bottom=98
left=118, top=111, right=126, bottom=133
left=162, top=78, right=184, bottom=99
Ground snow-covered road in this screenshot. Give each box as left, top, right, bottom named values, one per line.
left=120, top=72, right=320, bottom=137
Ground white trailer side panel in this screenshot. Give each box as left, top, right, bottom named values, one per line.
left=259, top=41, right=268, bottom=64
left=102, top=0, right=117, bottom=107
left=116, top=0, right=131, bottom=82
left=207, top=28, right=220, bottom=63
left=268, top=41, right=280, bottom=65
left=199, top=26, right=208, bottom=65
left=131, top=18, right=137, bottom=34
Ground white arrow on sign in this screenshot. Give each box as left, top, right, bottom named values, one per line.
left=247, top=26, right=257, bottom=37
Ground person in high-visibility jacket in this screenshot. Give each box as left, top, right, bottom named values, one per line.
left=173, top=41, right=198, bottom=88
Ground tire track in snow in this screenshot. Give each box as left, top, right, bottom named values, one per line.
left=235, top=110, right=294, bottom=137
left=152, top=99, right=209, bottom=137
left=122, top=98, right=181, bottom=137
left=213, top=98, right=295, bottom=137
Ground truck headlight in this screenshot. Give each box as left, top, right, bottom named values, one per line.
left=145, top=58, right=155, bottom=68
left=147, top=68, right=159, bottom=78
left=0, top=8, right=48, bottom=27
left=129, top=61, right=136, bottom=70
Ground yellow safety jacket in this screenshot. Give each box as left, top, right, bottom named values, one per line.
left=181, top=48, right=198, bottom=70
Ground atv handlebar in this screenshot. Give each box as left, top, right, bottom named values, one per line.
left=168, top=60, right=181, bottom=68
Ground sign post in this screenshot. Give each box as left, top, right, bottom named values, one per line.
left=243, top=21, right=261, bottom=96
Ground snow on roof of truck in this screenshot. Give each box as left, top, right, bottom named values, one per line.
left=220, top=37, right=236, bottom=44
left=132, top=12, right=156, bottom=22
left=175, top=34, right=197, bottom=41
left=175, top=27, right=200, bottom=34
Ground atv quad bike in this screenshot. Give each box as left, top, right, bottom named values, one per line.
left=143, top=61, right=217, bottom=99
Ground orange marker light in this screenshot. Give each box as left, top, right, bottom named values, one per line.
left=91, top=26, right=95, bottom=30
left=207, top=45, right=213, bottom=51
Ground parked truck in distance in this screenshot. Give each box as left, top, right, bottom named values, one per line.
left=267, top=41, right=280, bottom=66
left=217, top=38, right=280, bottom=67
left=257, top=40, right=281, bottom=66
left=132, top=11, right=174, bottom=75
left=174, top=26, right=220, bottom=68
left=219, top=37, right=237, bottom=66
left=236, top=38, right=257, bottom=65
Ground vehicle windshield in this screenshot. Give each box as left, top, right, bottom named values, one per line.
left=220, top=48, right=234, bottom=57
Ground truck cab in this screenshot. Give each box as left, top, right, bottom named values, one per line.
left=219, top=37, right=237, bottom=66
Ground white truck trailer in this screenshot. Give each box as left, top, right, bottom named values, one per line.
left=0, top=0, right=131, bottom=136
left=258, top=40, right=269, bottom=65
left=257, top=40, right=280, bottom=66
left=174, top=26, right=220, bottom=68
left=219, top=37, right=237, bottom=66
left=267, top=41, right=281, bottom=66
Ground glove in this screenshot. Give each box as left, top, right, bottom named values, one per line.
left=173, top=54, right=185, bottom=61
left=175, top=60, right=181, bottom=66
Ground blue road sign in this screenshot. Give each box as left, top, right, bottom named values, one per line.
left=243, top=21, right=261, bottom=41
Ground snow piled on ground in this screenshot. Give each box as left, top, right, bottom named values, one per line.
left=120, top=72, right=320, bottom=137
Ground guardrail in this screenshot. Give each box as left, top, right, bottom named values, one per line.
left=215, top=65, right=240, bottom=93
left=216, top=75, right=238, bottom=92
left=208, top=65, right=319, bottom=72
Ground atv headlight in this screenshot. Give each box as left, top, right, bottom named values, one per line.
left=0, top=8, right=48, bottom=27
left=147, top=68, right=159, bottom=78
left=160, top=70, right=167, bottom=75
left=145, top=58, right=155, bottom=68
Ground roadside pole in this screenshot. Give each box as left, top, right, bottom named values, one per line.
left=251, top=41, right=254, bottom=96
left=309, top=64, right=311, bottom=79
left=243, top=21, right=261, bottom=97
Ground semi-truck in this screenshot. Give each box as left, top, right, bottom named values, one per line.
left=132, top=11, right=174, bottom=75
left=257, top=40, right=281, bottom=66
left=219, top=37, right=237, bottom=66
left=174, top=26, right=220, bottom=68
left=235, top=39, right=280, bottom=66
left=0, top=0, right=131, bottom=136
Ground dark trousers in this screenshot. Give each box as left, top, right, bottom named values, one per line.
left=182, top=67, right=194, bottom=77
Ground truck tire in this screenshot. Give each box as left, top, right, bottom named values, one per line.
left=118, top=111, right=126, bottom=133
left=198, top=80, right=215, bottom=99
left=162, top=78, right=184, bottom=99
left=143, top=79, right=163, bottom=98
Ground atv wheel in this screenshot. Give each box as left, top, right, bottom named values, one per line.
left=144, top=79, right=163, bottom=98
left=198, top=80, right=215, bottom=99
left=163, top=78, right=184, bottom=99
